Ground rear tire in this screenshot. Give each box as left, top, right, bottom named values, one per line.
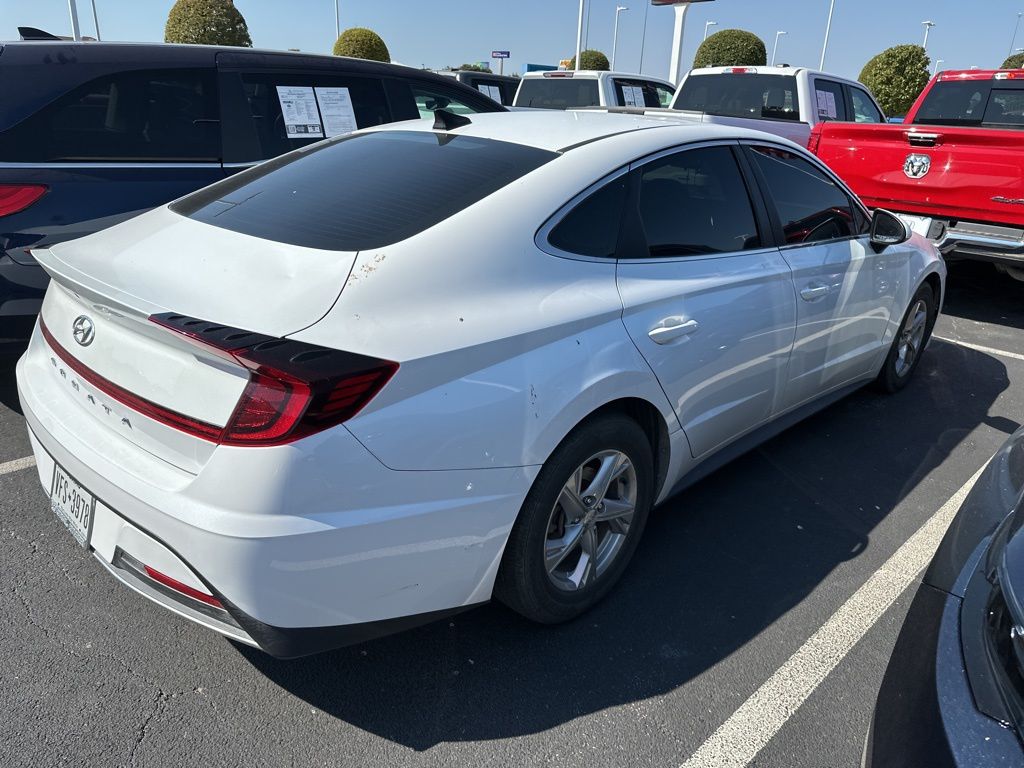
left=875, top=282, right=936, bottom=394
left=494, top=413, right=653, bottom=624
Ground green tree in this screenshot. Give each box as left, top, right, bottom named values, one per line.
left=164, top=0, right=252, bottom=47
left=568, top=49, right=610, bottom=71
left=693, top=29, right=766, bottom=68
left=1001, top=52, right=1024, bottom=68
left=449, top=63, right=492, bottom=73
left=859, top=45, right=930, bottom=116
left=333, top=27, right=390, bottom=62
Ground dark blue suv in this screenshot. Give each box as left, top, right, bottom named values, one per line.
left=0, top=40, right=506, bottom=341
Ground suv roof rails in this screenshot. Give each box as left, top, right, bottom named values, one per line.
left=18, top=27, right=66, bottom=41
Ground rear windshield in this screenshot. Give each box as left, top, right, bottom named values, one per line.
left=674, top=73, right=800, bottom=122
left=913, top=81, right=1024, bottom=128
left=172, top=130, right=557, bottom=250
left=515, top=78, right=600, bottom=109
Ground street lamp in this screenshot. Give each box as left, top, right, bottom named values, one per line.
left=334, top=0, right=339, bottom=41
left=67, top=0, right=81, bottom=41
left=89, top=0, right=100, bottom=40
left=1011, top=12, right=1024, bottom=56
left=820, top=0, right=836, bottom=70
left=932, top=58, right=944, bottom=76
left=612, top=6, right=629, bottom=70
left=771, top=30, right=787, bottom=66
left=703, top=20, right=717, bottom=41
left=922, top=20, right=935, bottom=50
left=575, top=0, right=585, bottom=71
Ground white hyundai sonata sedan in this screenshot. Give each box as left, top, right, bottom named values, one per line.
left=17, top=111, right=944, bottom=657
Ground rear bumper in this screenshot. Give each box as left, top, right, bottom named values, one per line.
left=936, top=222, right=1024, bottom=266
left=16, top=325, right=536, bottom=656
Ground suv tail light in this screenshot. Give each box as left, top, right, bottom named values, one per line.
left=150, top=313, right=398, bottom=446
left=0, top=184, right=47, bottom=217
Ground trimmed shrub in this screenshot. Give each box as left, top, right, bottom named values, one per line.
left=568, top=49, right=610, bottom=71
left=164, top=0, right=252, bottom=47
left=1001, top=52, right=1024, bottom=69
left=333, top=27, right=390, bottom=62
left=693, top=29, right=766, bottom=68
left=859, top=45, right=930, bottom=116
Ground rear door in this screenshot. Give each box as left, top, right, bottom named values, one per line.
left=616, top=142, right=797, bottom=458
left=810, top=76, right=848, bottom=123
left=0, top=66, right=225, bottom=267
left=743, top=143, right=903, bottom=411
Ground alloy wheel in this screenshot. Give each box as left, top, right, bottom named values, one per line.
left=894, top=298, right=928, bottom=378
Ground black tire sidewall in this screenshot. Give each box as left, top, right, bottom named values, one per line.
left=495, top=413, right=654, bottom=623
left=877, top=282, right=936, bottom=393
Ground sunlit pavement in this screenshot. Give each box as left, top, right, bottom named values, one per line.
left=1, top=261, right=1021, bottom=767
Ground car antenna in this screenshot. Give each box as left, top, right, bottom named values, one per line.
left=433, top=109, right=472, bottom=131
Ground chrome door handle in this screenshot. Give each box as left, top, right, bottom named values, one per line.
left=800, top=283, right=830, bottom=301
left=648, top=318, right=699, bottom=344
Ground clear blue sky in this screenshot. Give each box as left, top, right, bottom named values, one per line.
left=1, top=0, right=1020, bottom=81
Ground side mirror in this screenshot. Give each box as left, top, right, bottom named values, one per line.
left=870, top=209, right=911, bottom=252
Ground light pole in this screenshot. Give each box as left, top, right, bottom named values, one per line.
left=922, top=20, right=935, bottom=50
left=820, top=0, right=836, bottom=70
left=67, top=0, right=82, bottom=41
left=1011, top=12, right=1024, bottom=56
left=89, top=0, right=100, bottom=40
left=575, top=0, right=585, bottom=71
left=612, top=6, right=629, bottom=70
left=771, top=30, right=787, bottom=66
left=639, top=0, right=651, bottom=73
left=703, top=20, right=717, bottom=41
left=932, top=58, right=944, bottom=76
left=334, top=0, right=340, bottom=41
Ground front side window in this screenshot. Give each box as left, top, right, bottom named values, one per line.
left=412, top=86, right=484, bottom=118
left=635, top=146, right=761, bottom=257
left=0, top=68, right=218, bottom=162
left=813, top=79, right=848, bottom=122
left=748, top=146, right=862, bottom=245
left=653, top=84, right=675, bottom=108
left=850, top=87, right=883, bottom=123
left=673, top=74, right=800, bottom=121
left=515, top=78, right=600, bottom=109
left=173, top=131, right=557, bottom=251
left=548, top=177, right=627, bottom=258
left=613, top=79, right=672, bottom=108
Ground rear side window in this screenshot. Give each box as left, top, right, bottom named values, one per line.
left=0, top=68, right=218, bottom=162
left=613, top=79, right=672, bottom=108
left=221, top=72, right=389, bottom=163
left=983, top=89, right=1024, bottom=126
left=636, top=146, right=761, bottom=257
left=812, top=79, right=848, bottom=122
left=411, top=85, right=485, bottom=118
left=748, top=146, right=863, bottom=244
left=173, top=131, right=557, bottom=251
left=850, top=87, right=884, bottom=123
left=674, top=74, right=799, bottom=121
left=516, top=78, right=600, bottom=109
left=548, top=177, right=627, bottom=257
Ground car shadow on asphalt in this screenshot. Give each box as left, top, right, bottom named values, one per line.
left=941, top=261, right=1024, bottom=330
left=0, top=347, right=26, bottom=414
left=237, top=339, right=1016, bottom=751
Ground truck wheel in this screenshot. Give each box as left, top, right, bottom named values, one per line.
left=494, top=413, right=653, bottom=624
left=876, top=283, right=937, bottom=393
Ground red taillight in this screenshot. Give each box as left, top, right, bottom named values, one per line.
left=727, top=67, right=756, bottom=74
left=0, top=184, right=47, bottom=217
left=143, top=565, right=223, bottom=608
left=149, top=313, right=398, bottom=446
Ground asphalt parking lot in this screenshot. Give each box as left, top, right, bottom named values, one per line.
left=1, top=261, right=1022, bottom=768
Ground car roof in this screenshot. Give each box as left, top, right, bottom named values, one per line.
left=686, top=65, right=860, bottom=84
left=365, top=109, right=791, bottom=153
left=521, top=70, right=674, bottom=86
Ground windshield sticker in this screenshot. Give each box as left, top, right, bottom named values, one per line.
left=276, top=85, right=324, bottom=138
left=314, top=87, right=358, bottom=137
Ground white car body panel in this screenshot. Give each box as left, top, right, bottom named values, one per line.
left=15, top=111, right=945, bottom=655
left=513, top=70, right=676, bottom=110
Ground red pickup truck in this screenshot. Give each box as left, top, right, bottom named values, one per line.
left=809, top=69, right=1024, bottom=281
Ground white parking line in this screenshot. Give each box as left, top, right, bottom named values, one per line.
left=0, top=455, right=36, bottom=477
left=679, top=463, right=988, bottom=768
left=934, top=335, right=1024, bottom=363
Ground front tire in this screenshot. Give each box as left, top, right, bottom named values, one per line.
left=494, top=413, right=653, bottom=624
left=875, top=282, right=936, bottom=393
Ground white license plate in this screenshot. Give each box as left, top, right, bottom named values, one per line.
left=897, top=214, right=933, bottom=237
left=50, top=463, right=95, bottom=548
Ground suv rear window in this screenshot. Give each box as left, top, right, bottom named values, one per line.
left=172, top=130, right=557, bottom=250
left=516, top=78, right=600, bottom=109
left=674, top=73, right=800, bottom=122
left=0, top=68, right=218, bottom=162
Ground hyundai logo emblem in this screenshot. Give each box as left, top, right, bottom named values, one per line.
left=72, top=315, right=95, bottom=347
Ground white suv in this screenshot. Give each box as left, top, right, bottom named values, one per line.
left=514, top=70, right=675, bottom=110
